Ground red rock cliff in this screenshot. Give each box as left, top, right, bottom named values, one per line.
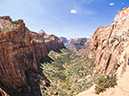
left=77, top=7, right=129, bottom=96
left=0, top=16, right=48, bottom=89
left=90, top=7, right=129, bottom=74
left=39, top=30, right=65, bottom=52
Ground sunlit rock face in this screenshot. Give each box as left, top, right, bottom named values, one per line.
left=77, top=7, right=129, bottom=96
left=0, top=16, right=48, bottom=89
left=39, top=30, right=65, bottom=53
left=89, top=7, right=129, bottom=74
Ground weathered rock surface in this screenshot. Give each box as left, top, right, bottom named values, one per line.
left=77, top=7, right=129, bottom=96
left=38, top=29, right=46, bottom=36
left=39, top=30, right=65, bottom=52
left=90, top=7, right=129, bottom=74
left=77, top=47, right=129, bottom=96
left=0, top=16, right=48, bottom=89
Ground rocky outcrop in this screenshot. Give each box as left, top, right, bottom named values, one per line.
left=67, top=37, right=91, bottom=52
left=60, top=37, right=76, bottom=47
left=0, top=16, right=48, bottom=89
left=39, top=30, right=65, bottom=52
left=77, top=47, right=129, bottom=96
left=38, top=29, right=46, bottom=36
left=77, top=7, right=129, bottom=96
left=90, top=7, right=129, bottom=74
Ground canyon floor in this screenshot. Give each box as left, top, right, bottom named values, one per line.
left=37, top=48, right=102, bottom=96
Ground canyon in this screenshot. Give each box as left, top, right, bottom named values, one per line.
left=1, top=7, right=129, bottom=96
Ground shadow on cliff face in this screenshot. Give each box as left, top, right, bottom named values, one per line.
left=38, top=56, right=54, bottom=72
left=53, top=49, right=63, bottom=53
left=47, top=47, right=66, bottom=53
left=0, top=50, right=63, bottom=96
left=25, top=68, right=50, bottom=96
left=0, top=56, right=53, bottom=96
left=22, top=56, right=54, bottom=96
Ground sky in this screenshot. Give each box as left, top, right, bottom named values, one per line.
left=0, top=0, right=129, bottom=38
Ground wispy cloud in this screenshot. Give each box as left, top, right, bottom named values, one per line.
left=109, top=3, right=115, bottom=6
left=122, top=2, right=124, bottom=5
left=71, top=10, right=76, bottom=13
left=81, top=0, right=94, bottom=4
left=72, top=0, right=95, bottom=15
left=84, top=10, right=95, bottom=14
left=72, top=4, right=95, bottom=14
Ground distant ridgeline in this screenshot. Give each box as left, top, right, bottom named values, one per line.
left=60, top=36, right=92, bottom=52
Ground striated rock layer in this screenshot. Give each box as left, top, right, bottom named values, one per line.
left=0, top=16, right=48, bottom=89
left=77, top=50, right=129, bottom=96
left=90, top=7, right=129, bottom=74
left=78, top=7, right=129, bottom=96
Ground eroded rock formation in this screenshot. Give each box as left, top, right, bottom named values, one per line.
left=0, top=16, right=48, bottom=89
left=90, top=7, right=129, bottom=74
left=39, top=30, right=65, bottom=52
left=77, top=7, right=129, bottom=96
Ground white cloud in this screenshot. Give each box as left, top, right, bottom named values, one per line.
left=109, top=3, right=115, bottom=6
left=122, top=2, right=124, bottom=5
left=71, top=10, right=76, bottom=13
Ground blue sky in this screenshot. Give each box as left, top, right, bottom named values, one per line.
left=0, top=0, right=129, bottom=38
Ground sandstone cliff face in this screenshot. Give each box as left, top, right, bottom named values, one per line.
left=0, top=16, right=48, bottom=89
left=77, top=7, right=129, bottom=96
left=77, top=47, right=129, bottom=96
left=90, top=7, right=129, bottom=74
left=39, top=30, right=65, bottom=52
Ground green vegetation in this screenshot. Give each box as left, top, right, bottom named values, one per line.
left=38, top=48, right=103, bottom=96
left=45, top=38, right=54, bottom=42
left=3, top=48, right=115, bottom=96
left=95, top=74, right=117, bottom=94
left=73, top=45, right=86, bottom=51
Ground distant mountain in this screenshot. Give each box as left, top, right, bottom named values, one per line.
left=60, top=37, right=92, bottom=52
left=60, top=37, right=76, bottom=47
